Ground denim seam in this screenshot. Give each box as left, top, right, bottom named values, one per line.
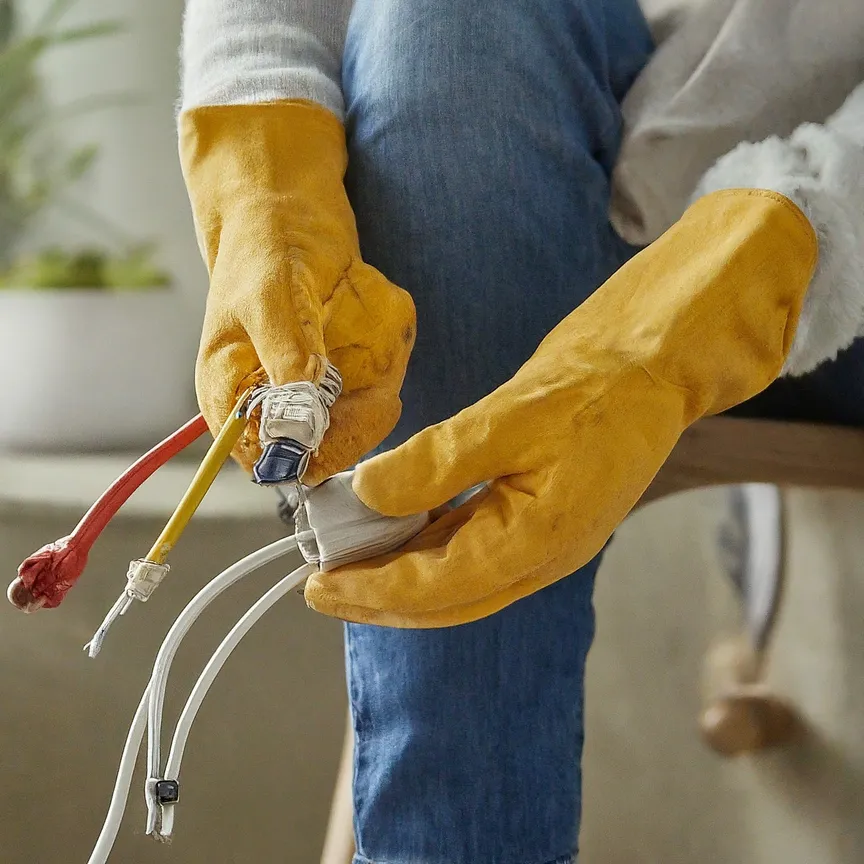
left=345, top=625, right=363, bottom=853
left=352, top=854, right=574, bottom=864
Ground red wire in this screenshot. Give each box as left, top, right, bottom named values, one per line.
left=11, top=415, right=208, bottom=610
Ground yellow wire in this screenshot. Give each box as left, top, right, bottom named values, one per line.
left=145, top=388, right=255, bottom=564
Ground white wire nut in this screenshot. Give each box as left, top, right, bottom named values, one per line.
left=258, top=381, right=329, bottom=449
left=126, top=559, right=171, bottom=602
left=295, top=471, right=430, bottom=572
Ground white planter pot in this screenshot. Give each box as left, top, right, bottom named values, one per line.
left=0, top=289, right=198, bottom=452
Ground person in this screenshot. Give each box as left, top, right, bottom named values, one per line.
left=178, top=0, right=861, bottom=860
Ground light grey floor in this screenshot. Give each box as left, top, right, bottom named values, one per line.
left=2, top=487, right=863, bottom=862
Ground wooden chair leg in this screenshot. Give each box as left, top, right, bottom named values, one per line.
left=699, top=636, right=804, bottom=756
left=320, top=710, right=356, bottom=864
left=699, top=484, right=804, bottom=756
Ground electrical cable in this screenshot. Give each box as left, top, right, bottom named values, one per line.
left=87, top=536, right=303, bottom=864
left=144, top=535, right=299, bottom=827
left=155, top=562, right=314, bottom=838
left=144, top=391, right=253, bottom=566
left=85, top=390, right=256, bottom=656
left=9, top=415, right=208, bottom=612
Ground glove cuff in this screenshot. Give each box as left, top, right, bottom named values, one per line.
left=179, top=99, right=356, bottom=273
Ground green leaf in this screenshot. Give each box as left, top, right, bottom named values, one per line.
left=0, top=245, right=171, bottom=290
left=34, top=0, right=80, bottom=32
left=0, top=113, right=39, bottom=154
left=0, top=0, right=155, bottom=277
left=0, top=91, right=139, bottom=156
left=48, top=20, right=123, bottom=44
left=0, top=35, right=47, bottom=86
left=64, top=144, right=98, bottom=181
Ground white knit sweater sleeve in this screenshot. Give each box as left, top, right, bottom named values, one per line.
left=180, top=0, right=352, bottom=119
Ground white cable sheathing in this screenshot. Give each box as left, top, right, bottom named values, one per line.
left=88, top=469, right=432, bottom=860
left=158, top=562, right=314, bottom=838
left=146, top=536, right=300, bottom=808
left=88, top=536, right=301, bottom=864
left=87, top=688, right=150, bottom=864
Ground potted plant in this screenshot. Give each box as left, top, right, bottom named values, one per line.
left=0, top=0, right=196, bottom=451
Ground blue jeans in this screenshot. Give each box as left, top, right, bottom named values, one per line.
left=340, top=1, right=652, bottom=862
left=341, top=0, right=864, bottom=860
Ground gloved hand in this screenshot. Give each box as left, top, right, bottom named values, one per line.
left=304, top=189, right=817, bottom=628
left=179, top=100, right=416, bottom=485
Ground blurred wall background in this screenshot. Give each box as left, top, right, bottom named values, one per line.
left=19, top=0, right=205, bottom=312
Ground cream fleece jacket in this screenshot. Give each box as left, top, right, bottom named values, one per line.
left=613, top=0, right=864, bottom=375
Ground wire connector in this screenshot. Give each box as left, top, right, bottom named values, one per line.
left=250, top=363, right=343, bottom=486
left=126, top=559, right=171, bottom=602
left=152, top=779, right=180, bottom=805
left=84, top=560, right=171, bottom=658
left=145, top=777, right=179, bottom=841
left=295, top=471, right=429, bottom=571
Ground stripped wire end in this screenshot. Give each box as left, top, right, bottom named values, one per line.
left=84, top=559, right=171, bottom=658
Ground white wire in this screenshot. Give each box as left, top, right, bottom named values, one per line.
left=157, top=562, right=314, bottom=838
left=85, top=591, right=134, bottom=657
left=87, top=688, right=149, bottom=864
left=145, top=535, right=299, bottom=826
left=88, top=534, right=300, bottom=864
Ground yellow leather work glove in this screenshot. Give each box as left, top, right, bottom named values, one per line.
left=305, top=189, right=817, bottom=627
left=179, top=100, right=416, bottom=484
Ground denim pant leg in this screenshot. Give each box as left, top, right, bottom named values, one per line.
left=341, top=2, right=653, bottom=862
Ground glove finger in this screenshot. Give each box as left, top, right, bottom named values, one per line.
left=304, top=475, right=572, bottom=627
left=350, top=382, right=531, bottom=518
left=324, top=262, right=416, bottom=393
left=196, top=324, right=260, bottom=425
left=305, top=289, right=415, bottom=486
left=195, top=322, right=267, bottom=469
left=304, top=386, right=402, bottom=486
left=236, top=255, right=325, bottom=387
